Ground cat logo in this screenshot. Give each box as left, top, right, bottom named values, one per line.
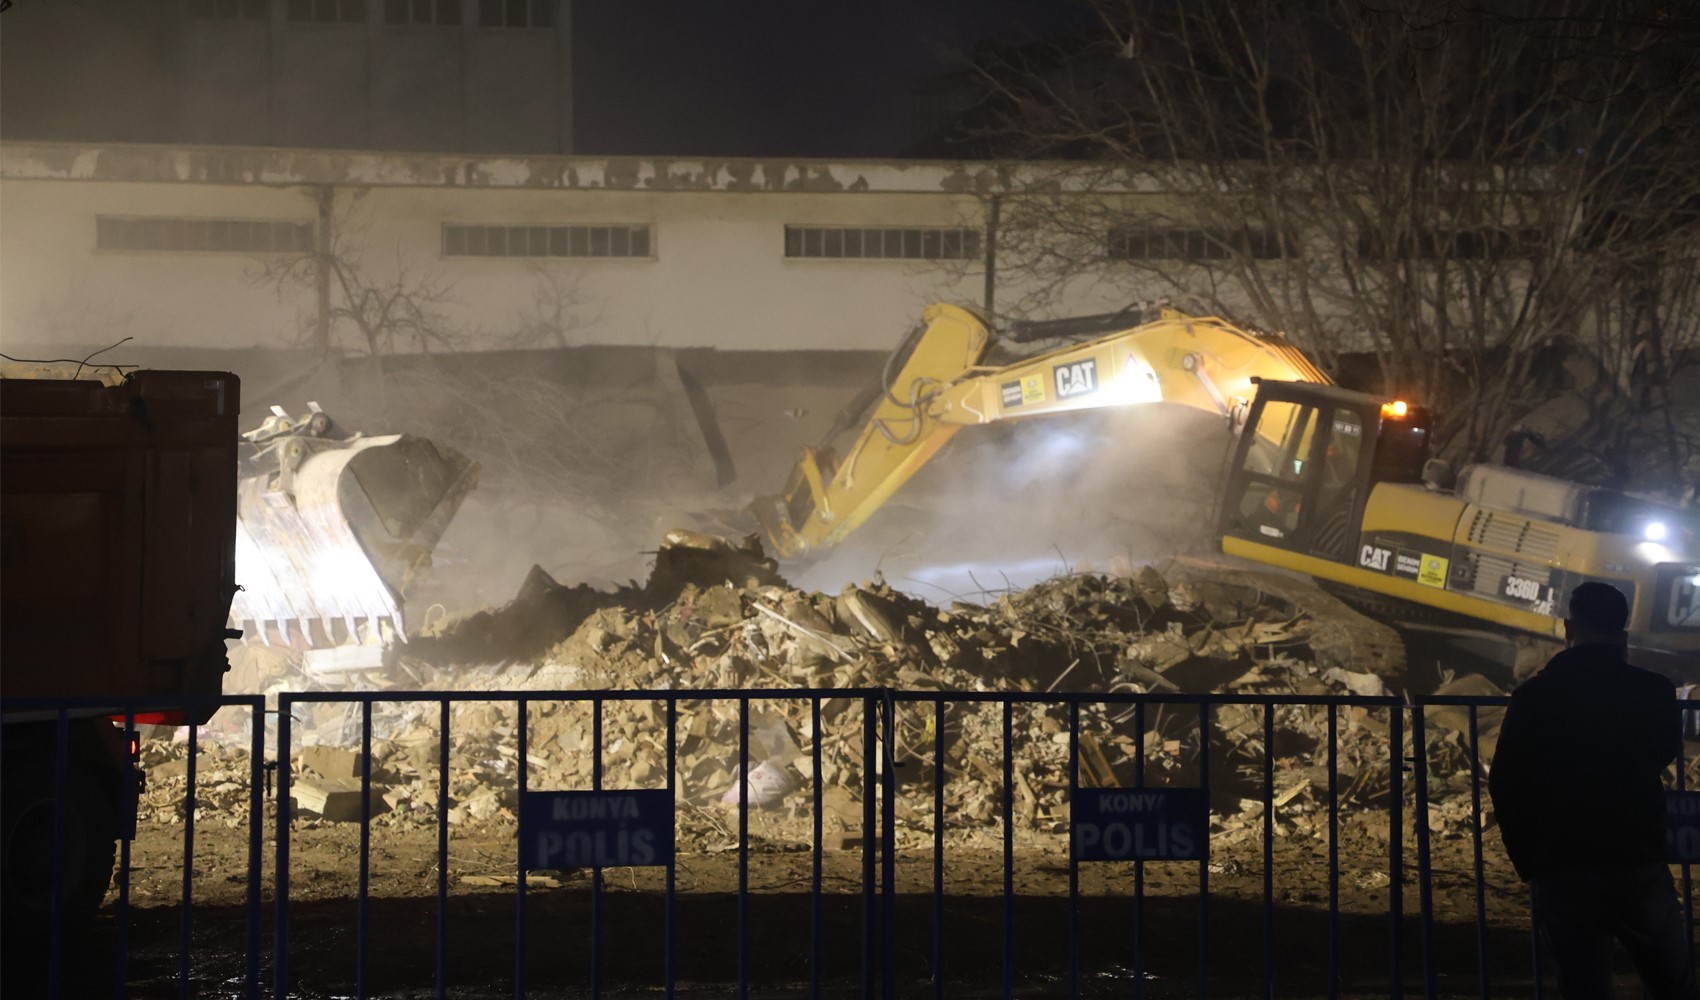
left=1053, top=358, right=1099, bottom=400
left=1668, top=573, right=1700, bottom=628
left=1359, top=545, right=1392, bottom=571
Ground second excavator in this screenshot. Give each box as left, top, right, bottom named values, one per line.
left=748, top=303, right=1699, bottom=674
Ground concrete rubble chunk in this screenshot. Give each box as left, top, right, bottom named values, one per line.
left=1123, top=623, right=1192, bottom=672
left=1321, top=667, right=1390, bottom=698
left=720, top=760, right=794, bottom=807
left=838, top=585, right=904, bottom=644
left=301, top=745, right=366, bottom=780
left=292, top=776, right=387, bottom=823
left=1427, top=673, right=1508, bottom=743
left=1132, top=564, right=1169, bottom=609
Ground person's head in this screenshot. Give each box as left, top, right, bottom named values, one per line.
left=1563, top=582, right=1630, bottom=651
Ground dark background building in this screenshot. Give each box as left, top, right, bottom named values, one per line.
left=0, top=0, right=1085, bottom=158
left=1, top=0, right=573, bottom=154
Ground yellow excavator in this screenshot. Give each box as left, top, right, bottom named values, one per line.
left=749, top=303, right=1699, bottom=673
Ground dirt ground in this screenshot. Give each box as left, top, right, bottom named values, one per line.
left=43, top=795, right=1615, bottom=998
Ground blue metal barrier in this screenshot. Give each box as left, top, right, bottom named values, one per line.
left=3, top=690, right=1694, bottom=999
left=0, top=695, right=267, bottom=1000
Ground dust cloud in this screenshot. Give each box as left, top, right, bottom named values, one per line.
left=792, top=405, right=1238, bottom=600
left=238, top=356, right=1244, bottom=615
left=38, top=342, right=1250, bottom=688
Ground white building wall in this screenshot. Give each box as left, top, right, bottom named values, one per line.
left=358, top=185, right=990, bottom=351
left=5, top=146, right=1123, bottom=356
left=0, top=178, right=316, bottom=350
left=5, top=144, right=1552, bottom=362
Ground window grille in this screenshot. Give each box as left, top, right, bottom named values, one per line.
left=1355, top=227, right=1546, bottom=260
left=783, top=226, right=982, bottom=260
left=442, top=224, right=653, bottom=258
left=96, top=217, right=316, bottom=254
left=478, top=0, right=554, bottom=27
left=286, top=0, right=366, bottom=22
left=384, top=0, right=459, bottom=25
left=1107, top=227, right=1289, bottom=261
left=186, top=0, right=268, bottom=19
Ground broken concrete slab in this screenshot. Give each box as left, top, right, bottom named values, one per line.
left=292, top=776, right=386, bottom=823
left=301, top=745, right=367, bottom=781
left=1426, top=674, right=1507, bottom=741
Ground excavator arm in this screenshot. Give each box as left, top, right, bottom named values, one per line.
left=751, top=302, right=1333, bottom=560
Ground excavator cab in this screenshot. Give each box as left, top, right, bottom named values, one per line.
left=1219, top=381, right=1431, bottom=563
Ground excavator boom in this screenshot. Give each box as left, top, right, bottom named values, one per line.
left=754, top=302, right=1331, bottom=559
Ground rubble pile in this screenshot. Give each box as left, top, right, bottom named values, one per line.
left=134, top=739, right=259, bottom=828
left=144, top=531, right=1617, bottom=854
left=406, top=530, right=1398, bottom=693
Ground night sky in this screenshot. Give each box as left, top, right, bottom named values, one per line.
left=571, top=0, right=1089, bottom=158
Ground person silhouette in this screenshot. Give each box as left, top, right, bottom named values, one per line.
left=1489, top=581, right=1698, bottom=999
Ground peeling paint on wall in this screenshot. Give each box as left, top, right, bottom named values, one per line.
left=1, top=141, right=1134, bottom=196
left=0, top=140, right=1166, bottom=358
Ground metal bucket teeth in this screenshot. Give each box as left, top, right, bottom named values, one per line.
left=228, top=422, right=477, bottom=657
left=230, top=443, right=408, bottom=648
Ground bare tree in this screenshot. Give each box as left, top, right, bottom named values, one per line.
left=256, top=190, right=462, bottom=364
left=494, top=263, right=603, bottom=349
left=964, top=0, right=1700, bottom=494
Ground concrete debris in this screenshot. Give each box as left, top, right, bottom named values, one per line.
left=145, top=533, right=1617, bottom=848
left=721, top=761, right=794, bottom=807
left=1123, top=626, right=1192, bottom=672
left=1428, top=674, right=1507, bottom=732
left=1321, top=667, right=1390, bottom=699
left=301, top=745, right=366, bottom=780
left=293, top=776, right=386, bottom=822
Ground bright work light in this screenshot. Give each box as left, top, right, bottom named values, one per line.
left=1645, top=521, right=1669, bottom=542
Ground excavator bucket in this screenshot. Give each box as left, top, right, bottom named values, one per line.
left=228, top=405, right=478, bottom=656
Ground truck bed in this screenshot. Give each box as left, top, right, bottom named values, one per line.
left=2, top=371, right=240, bottom=722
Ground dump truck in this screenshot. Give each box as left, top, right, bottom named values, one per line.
left=1, top=367, right=241, bottom=952
left=1, top=369, right=476, bottom=957
left=751, top=303, right=1700, bottom=674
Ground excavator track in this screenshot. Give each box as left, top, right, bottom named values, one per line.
left=1315, top=579, right=1556, bottom=679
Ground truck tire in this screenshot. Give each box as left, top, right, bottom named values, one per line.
left=1, top=753, right=119, bottom=956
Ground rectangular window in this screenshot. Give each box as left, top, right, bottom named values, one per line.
left=384, top=0, right=459, bottom=24
left=783, top=225, right=982, bottom=260
left=441, top=224, right=654, bottom=258
left=479, top=0, right=553, bottom=26
left=1356, top=226, right=1545, bottom=260
left=287, top=0, right=365, bottom=22
left=1108, top=226, right=1288, bottom=261
left=187, top=0, right=269, bottom=18
left=97, top=216, right=314, bottom=254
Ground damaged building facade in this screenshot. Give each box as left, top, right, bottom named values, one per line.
left=0, top=142, right=1151, bottom=358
